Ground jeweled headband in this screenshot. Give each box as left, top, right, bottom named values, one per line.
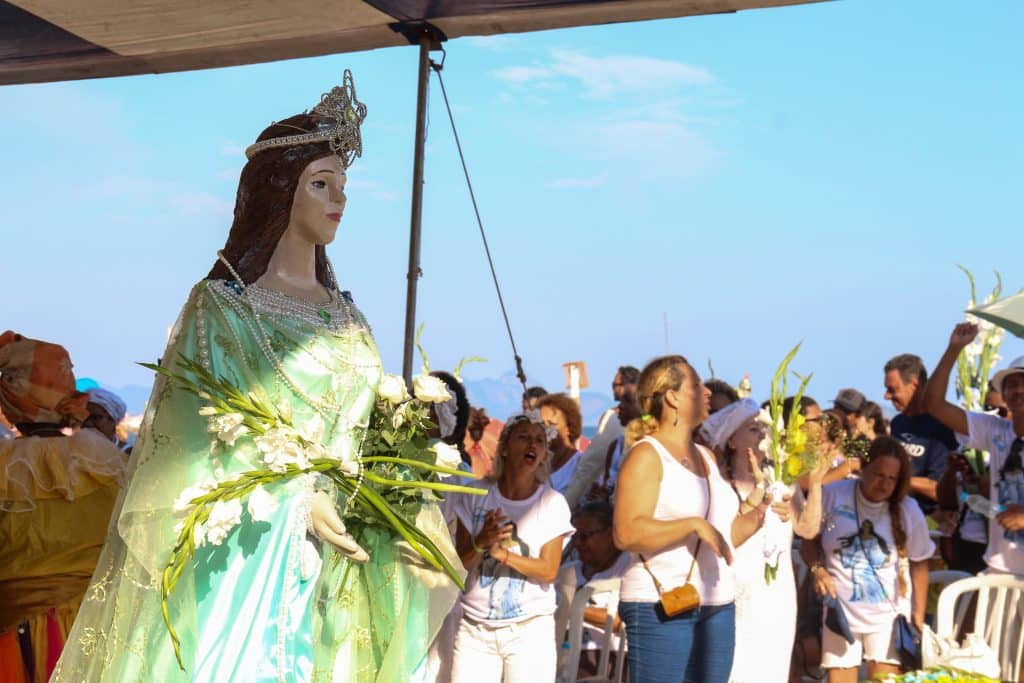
left=244, top=69, right=367, bottom=167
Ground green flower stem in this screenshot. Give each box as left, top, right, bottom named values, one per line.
left=360, top=455, right=476, bottom=478
left=362, top=471, right=483, bottom=495
left=334, top=474, right=465, bottom=585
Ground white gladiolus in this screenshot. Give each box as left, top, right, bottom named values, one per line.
left=761, top=480, right=791, bottom=582
left=193, top=521, right=207, bottom=548
left=255, top=428, right=309, bottom=473
left=198, top=406, right=218, bottom=416
left=757, top=434, right=773, bottom=458
left=297, top=415, right=325, bottom=445
left=247, top=485, right=278, bottom=523
left=412, top=374, right=451, bottom=404
left=205, top=499, right=243, bottom=545
left=756, top=408, right=774, bottom=427
left=173, top=480, right=216, bottom=513
left=965, top=387, right=981, bottom=410
left=305, top=442, right=329, bottom=461
left=432, top=441, right=463, bottom=470
left=392, top=405, right=406, bottom=430
left=378, top=374, right=410, bottom=404
left=209, top=412, right=248, bottom=446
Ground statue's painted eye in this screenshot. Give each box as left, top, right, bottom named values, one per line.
left=312, top=180, right=327, bottom=189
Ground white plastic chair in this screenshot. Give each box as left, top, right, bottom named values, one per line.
left=936, top=573, right=1024, bottom=682
left=558, top=577, right=626, bottom=683
left=927, top=569, right=972, bottom=624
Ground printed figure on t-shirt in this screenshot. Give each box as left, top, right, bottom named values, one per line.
left=835, top=517, right=890, bottom=604
left=997, top=447, right=1024, bottom=543
left=477, top=520, right=530, bottom=620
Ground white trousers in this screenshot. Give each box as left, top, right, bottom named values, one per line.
left=450, top=614, right=557, bottom=683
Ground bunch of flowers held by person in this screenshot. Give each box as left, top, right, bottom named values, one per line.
left=955, top=267, right=1007, bottom=413
left=145, top=353, right=483, bottom=667
left=755, top=342, right=823, bottom=581
left=954, top=266, right=1009, bottom=478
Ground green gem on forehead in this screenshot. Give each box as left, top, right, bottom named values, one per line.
left=317, top=309, right=332, bottom=324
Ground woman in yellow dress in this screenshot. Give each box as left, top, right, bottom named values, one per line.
left=0, top=331, right=126, bottom=683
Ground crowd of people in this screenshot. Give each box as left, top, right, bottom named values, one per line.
left=2, top=322, right=1024, bottom=682
left=2, top=70, right=1022, bottom=683
left=429, top=324, right=1023, bottom=683
left=24, top=332, right=1024, bottom=683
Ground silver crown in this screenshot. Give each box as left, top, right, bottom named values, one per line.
left=245, top=70, right=367, bottom=166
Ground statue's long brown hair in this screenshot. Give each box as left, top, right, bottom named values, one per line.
left=207, top=113, right=336, bottom=286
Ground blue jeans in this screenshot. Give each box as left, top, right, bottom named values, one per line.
left=619, top=601, right=735, bottom=683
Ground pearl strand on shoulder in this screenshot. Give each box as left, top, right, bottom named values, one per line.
left=214, top=252, right=367, bottom=513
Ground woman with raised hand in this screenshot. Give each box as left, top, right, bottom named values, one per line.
left=613, top=355, right=773, bottom=683
left=448, top=413, right=574, bottom=683
left=700, top=398, right=828, bottom=683
left=805, top=436, right=934, bottom=683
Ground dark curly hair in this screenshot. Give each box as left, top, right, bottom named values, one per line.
left=536, top=392, right=583, bottom=444
left=207, top=113, right=339, bottom=286
left=431, top=370, right=470, bottom=454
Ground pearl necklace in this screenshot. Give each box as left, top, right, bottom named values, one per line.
left=212, top=252, right=375, bottom=511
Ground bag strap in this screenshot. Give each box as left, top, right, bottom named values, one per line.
left=640, top=443, right=713, bottom=592
left=602, top=436, right=620, bottom=485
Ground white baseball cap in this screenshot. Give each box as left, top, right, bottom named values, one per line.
left=991, top=356, right=1024, bottom=394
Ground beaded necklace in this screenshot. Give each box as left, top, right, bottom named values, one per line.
left=213, top=250, right=376, bottom=510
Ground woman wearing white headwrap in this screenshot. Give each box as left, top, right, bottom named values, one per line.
left=83, top=388, right=127, bottom=446
left=700, top=399, right=828, bottom=683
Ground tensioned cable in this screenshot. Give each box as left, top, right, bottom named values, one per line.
left=430, top=52, right=529, bottom=394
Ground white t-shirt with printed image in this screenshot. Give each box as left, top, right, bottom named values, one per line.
left=452, top=480, right=574, bottom=625
left=958, top=411, right=1024, bottom=575
left=821, top=479, right=935, bottom=634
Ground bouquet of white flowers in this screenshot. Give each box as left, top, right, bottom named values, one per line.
left=144, top=354, right=482, bottom=668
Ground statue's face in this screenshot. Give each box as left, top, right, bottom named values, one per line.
left=287, top=155, right=347, bottom=245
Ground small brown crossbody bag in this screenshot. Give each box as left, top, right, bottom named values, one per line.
left=639, top=451, right=712, bottom=617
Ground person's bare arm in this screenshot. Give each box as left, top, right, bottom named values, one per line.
left=935, top=453, right=963, bottom=510
left=909, top=477, right=939, bottom=502
left=613, top=443, right=732, bottom=564
left=924, top=322, right=977, bottom=436
left=489, top=535, right=565, bottom=584
left=793, top=456, right=829, bottom=539
left=910, top=559, right=929, bottom=629
left=455, top=509, right=509, bottom=573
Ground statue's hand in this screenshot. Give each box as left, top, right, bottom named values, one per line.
left=311, top=490, right=369, bottom=562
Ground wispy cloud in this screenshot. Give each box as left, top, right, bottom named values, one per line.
left=493, top=49, right=713, bottom=99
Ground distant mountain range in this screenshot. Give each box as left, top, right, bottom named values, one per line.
left=108, top=370, right=614, bottom=429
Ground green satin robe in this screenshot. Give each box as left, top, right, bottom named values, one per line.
left=53, top=279, right=459, bottom=682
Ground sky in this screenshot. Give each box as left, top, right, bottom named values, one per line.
left=1, top=0, right=1022, bottom=420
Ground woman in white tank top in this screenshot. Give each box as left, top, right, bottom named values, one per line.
left=613, top=356, right=779, bottom=683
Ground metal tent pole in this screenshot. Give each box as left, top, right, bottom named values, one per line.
left=401, top=30, right=436, bottom=384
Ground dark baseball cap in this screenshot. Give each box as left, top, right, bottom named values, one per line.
left=833, top=388, right=866, bottom=413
